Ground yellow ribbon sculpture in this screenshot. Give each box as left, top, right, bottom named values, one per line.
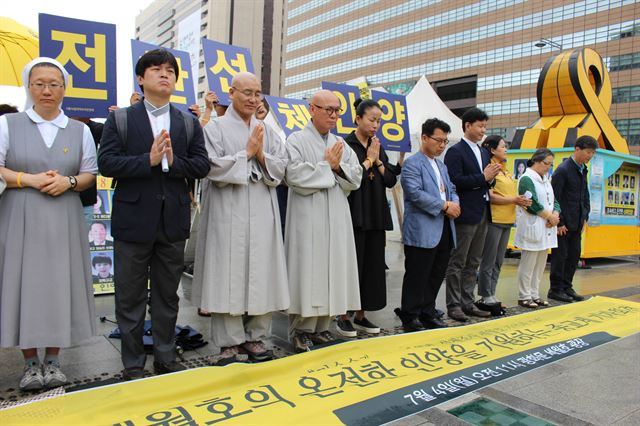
left=511, top=47, right=629, bottom=154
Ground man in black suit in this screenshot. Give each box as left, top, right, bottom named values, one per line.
left=548, top=135, right=597, bottom=303
left=443, top=108, right=500, bottom=322
left=98, top=49, right=209, bottom=380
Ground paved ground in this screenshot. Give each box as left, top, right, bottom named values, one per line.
left=1, top=233, right=638, bottom=424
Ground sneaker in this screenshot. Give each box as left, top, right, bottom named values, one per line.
left=20, top=364, right=44, bottom=391
left=353, top=317, right=381, bottom=334
left=240, top=341, right=274, bottom=362
left=309, top=330, right=336, bottom=344
left=42, top=363, right=67, bottom=388
left=336, top=318, right=357, bottom=337
left=292, top=332, right=313, bottom=353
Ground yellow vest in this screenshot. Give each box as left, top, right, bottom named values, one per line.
left=491, top=165, right=517, bottom=224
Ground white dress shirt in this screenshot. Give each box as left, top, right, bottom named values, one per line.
left=426, top=155, right=447, bottom=202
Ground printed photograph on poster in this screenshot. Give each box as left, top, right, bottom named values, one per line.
left=604, top=165, right=638, bottom=217
left=89, top=220, right=114, bottom=250
left=513, top=159, right=527, bottom=179
left=92, top=190, right=112, bottom=217
left=91, top=252, right=114, bottom=282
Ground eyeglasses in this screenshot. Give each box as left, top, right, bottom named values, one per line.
left=30, top=82, right=64, bottom=91
left=428, top=136, right=449, bottom=145
left=231, top=86, right=263, bottom=99
left=542, top=160, right=554, bottom=166
left=312, top=104, right=343, bottom=116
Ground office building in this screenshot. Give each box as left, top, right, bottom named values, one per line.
left=282, top=0, right=639, bottom=152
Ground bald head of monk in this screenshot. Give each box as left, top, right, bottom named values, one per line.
left=229, top=72, right=262, bottom=123
left=310, top=89, right=341, bottom=135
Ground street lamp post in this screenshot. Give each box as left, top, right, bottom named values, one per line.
left=535, top=38, right=564, bottom=50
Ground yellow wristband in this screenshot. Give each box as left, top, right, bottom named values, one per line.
left=17, top=172, right=24, bottom=188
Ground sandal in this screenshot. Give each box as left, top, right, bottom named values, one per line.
left=533, top=298, right=549, bottom=306
left=518, top=299, right=538, bottom=309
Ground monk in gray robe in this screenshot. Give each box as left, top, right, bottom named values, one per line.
left=192, top=72, right=289, bottom=364
left=285, top=89, right=363, bottom=352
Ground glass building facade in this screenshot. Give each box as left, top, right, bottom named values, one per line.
left=282, top=0, right=640, bottom=153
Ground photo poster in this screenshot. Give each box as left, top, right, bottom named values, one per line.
left=130, top=39, right=196, bottom=113
left=90, top=175, right=115, bottom=295
left=263, top=95, right=311, bottom=138
left=604, top=165, right=638, bottom=218
left=321, top=81, right=359, bottom=139
left=38, top=13, right=117, bottom=118
left=370, top=90, right=411, bottom=152
left=202, top=38, right=254, bottom=106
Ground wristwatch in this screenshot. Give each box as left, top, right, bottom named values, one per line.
left=68, top=175, right=77, bottom=190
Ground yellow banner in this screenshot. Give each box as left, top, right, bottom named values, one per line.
left=2, top=297, right=638, bottom=425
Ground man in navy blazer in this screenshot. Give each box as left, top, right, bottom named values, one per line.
left=443, top=108, right=500, bottom=322
left=399, top=118, right=460, bottom=332
left=98, top=49, right=209, bottom=380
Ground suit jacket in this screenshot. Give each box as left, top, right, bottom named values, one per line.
left=98, top=101, right=209, bottom=243
left=401, top=152, right=458, bottom=249
left=444, top=139, right=492, bottom=225
left=552, top=157, right=590, bottom=232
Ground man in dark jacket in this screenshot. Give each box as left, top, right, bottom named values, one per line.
left=548, top=136, right=598, bottom=302
left=98, top=49, right=209, bottom=380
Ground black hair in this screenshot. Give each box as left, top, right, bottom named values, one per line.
left=527, top=148, right=554, bottom=167
left=353, top=98, right=381, bottom=118
left=134, top=49, right=180, bottom=93
left=461, top=107, right=489, bottom=132
left=421, top=117, right=451, bottom=137
left=481, top=135, right=504, bottom=158
left=28, top=63, right=65, bottom=85
left=0, top=104, right=18, bottom=116
left=575, top=135, right=598, bottom=150
left=92, top=255, right=112, bottom=267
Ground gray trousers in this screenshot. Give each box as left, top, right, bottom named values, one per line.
left=211, top=313, right=272, bottom=348
left=478, top=223, right=512, bottom=298
left=445, top=209, right=489, bottom=310
left=114, top=231, right=185, bottom=369
left=289, top=315, right=332, bottom=337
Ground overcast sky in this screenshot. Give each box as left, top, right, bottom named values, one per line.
left=1, top=0, right=154, bottom=110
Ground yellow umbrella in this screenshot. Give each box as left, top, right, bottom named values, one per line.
left=0, top=16, right=39, bottom=86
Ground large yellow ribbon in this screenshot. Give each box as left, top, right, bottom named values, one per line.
left=512, top=48, right=629, bottom=153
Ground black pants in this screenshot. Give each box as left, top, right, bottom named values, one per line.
left=114, top=226, right=185, bottom=369
left=401, top=221, right=452, bottom=320
left=549, top=229, right=581, bottom=292
left=354, top=229, right=386, bottom=311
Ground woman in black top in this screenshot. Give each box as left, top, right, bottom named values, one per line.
left=336, top=99, right=399, bottom=337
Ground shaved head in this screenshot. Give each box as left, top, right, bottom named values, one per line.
left=229, top=71, right=261, bottom=122
left=309, top=89, right=341, bottom=135
left=310, top=89, right=338, bottom=106
left=231, top=71, right=259, bottom=88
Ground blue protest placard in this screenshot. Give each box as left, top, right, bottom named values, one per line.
left=130, top=40, right=196, bottom=113
left=320, top=81, right=360, bottom=139
left=264, top=95, right=311, bottom=138
left=38, top=13, right=116, bottom=118
left=202, top=38, right=254, bottom=106
left=371, top=90, right=411, bottom=152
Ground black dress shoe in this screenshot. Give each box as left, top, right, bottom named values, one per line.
left=153, top=360, right=186, bottom=375
left=548, top=290, right=573, bottom=303
left=402, top=318, right=426, bottom=332
left=435, top=308, right=445, bottom=319
left=420, top=316, right=447, bottom=329
left=565, top=288, right=585, bottom=301
left=122, top=367, right=145, bottom=381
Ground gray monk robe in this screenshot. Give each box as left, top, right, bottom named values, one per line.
left=192, top=107, right=290, bottom=317
left=285, top=121, right=363, bottom=318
